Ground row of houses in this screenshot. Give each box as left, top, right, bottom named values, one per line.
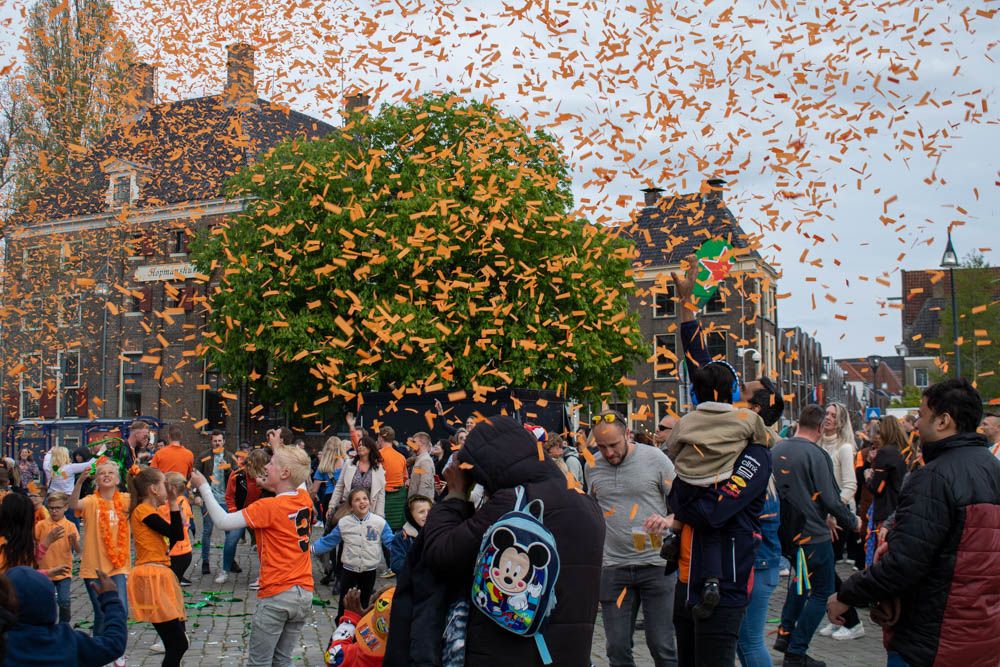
left=0, top=44, right=902, bottom=447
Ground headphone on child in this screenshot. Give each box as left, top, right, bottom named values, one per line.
left=690, top=360, right=742, bottom=407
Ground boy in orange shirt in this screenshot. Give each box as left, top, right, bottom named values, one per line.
left=36, top=491, right=81, bottom=623
left=151, top=424, right=195, bottom=479
left=192, top=445, right=314, bottom=667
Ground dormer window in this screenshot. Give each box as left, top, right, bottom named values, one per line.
left=113, top=175, right=132, bottom=203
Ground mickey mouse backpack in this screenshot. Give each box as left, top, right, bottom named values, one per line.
left=471, top=485, right=561, bottom=664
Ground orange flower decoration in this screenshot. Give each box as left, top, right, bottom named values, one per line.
left=97, top=491, right=130, bottom=570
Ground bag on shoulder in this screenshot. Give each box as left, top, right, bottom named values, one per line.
left=470, top=485, right=560, bottom=664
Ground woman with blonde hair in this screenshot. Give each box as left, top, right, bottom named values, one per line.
left=311, top=436, right=348, bottom=522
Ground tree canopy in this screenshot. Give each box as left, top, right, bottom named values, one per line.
left=931, top=253, right=1000, bottom=399
left=191, top=94, right=645, bottom=415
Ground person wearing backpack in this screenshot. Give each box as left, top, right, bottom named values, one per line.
left=771, top=405, right=860, bottom=667
left=420, top=416, right=605, bottom=667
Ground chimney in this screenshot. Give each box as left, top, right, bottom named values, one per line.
left=125, top=63, right=156, bottom=118
left=703, top=178, right=727, bottom=203
left=345, top=93, right=371, bottom=114
left=225, top=43, right=256, bottom=106
left=641, top=187, right=664, bottom=208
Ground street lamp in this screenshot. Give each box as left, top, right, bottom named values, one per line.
left=736, top=347, right=761, bottom=381
left=96, top=282, right=111, bottom=417
left=867, top=354, right=882, bottom=412
left=940, top=230, right=961, bottom=379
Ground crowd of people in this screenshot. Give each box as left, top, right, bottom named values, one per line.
left=1, top=261, right=999, bottom=667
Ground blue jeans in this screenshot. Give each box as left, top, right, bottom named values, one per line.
left=54, top=578, right=72, bottom=623
left=886, top=651, right=910, bottom=667
left=201, top=504, right=214, bottom=563
left=779, top=542, right=835, bottom=656
left=600, top=565, right=678, bottom=667
left=222, top=527, right=246, bottom=572
left=84, top=573, right=128, bottom=636
left=737, top=566, right=779, bottom=667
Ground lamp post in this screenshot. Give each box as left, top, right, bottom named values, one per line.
left=867, top=354, right=882, bottom=413
left=940, top=230, right=961, bottom=379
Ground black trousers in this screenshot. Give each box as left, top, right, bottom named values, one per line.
left=152, top=618, right=188, bottom=667
left=169, top=552, right=192, bottom=582
left=337, top=568, right=377, bottom=621
left=673, top=584, right=746, bottom=667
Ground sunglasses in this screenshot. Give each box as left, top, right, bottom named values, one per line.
left=657, top=423, right=673, bottom=432
left=592, top=413, right=626, bottom=426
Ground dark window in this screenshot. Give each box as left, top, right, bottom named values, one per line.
left=203, top=366, right=226, bottom=431
left=914, top=368, right=929, bottom=388
left=172, top=229, right=189, bottom=254
left=113, top=176, right=131, bottom=203
left=20, top=354, right=42, bottom=418
left=705, top=331, right=728, bottom=360
left=704, top=290, right=725, bottom=314
left=653, top=285, right=676, bottom=318
left=654, top=334, right=678, bottom=380
left=122, top=353, right=142, bottom=417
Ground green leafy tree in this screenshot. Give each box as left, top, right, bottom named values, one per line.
left=890, top=385, right=921, bottom=408
left=11, top=0, right=135, bottom=205
left=192, top=94, right=645, bottom=415
left=931, top=253, right=1000, bottom=399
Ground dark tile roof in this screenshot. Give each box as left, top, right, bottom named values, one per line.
left=617, top=193, right=763, bottom=269
left=21, top=96, right=335, bottom=223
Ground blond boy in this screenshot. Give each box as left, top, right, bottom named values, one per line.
left=193, top=445, right=314, bottom=667
left=35, top=492, right=80, bottom=622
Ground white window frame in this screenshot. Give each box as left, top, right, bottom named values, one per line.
left=21, top=245, right=42, bottom=281
left=653, top=333, right=677, bottom=380
left=21, top=296, right=42, bottom=332
left=119, top=351, right=143, bottom=418
left=914, top=367, right=929, bottom=388
left=19, top=352, right=43, bottom=418
left=652, top=285, right=676, bottom=319
left=59, top=242, right=84, bottom=271
left=703, top=290, right=725, bottom=315
left=58, top=294, right=82, bottom=328
left=704, top=330, right=728, bottom=360
left=654, top=400, right=672, bottom=426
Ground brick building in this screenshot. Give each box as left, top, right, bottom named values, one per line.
left=0, top=44, right=334, bottom=448
left=618, top=180, right=780, bottom=429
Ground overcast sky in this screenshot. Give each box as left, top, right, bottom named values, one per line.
left=2, top=0, right=997, bottom=360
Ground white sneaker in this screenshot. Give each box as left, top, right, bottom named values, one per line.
left=779, top=568, right=790, bottom=577
left=150, top=641, right=165, bottom=653
left=818, top=622, right=837, bottom=637
left=832, top=623, right=865, bottom=641
left=214, top=572, right=229, bottom=584
left=249, top=578, right=260, bottom=589
left=113, top=658, right=127, bottom=667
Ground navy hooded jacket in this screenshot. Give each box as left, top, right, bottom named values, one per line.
left=1, top=566, right=126, bottom=667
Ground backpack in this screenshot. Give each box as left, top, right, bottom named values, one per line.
left=471, top=485, right=560, bottom=664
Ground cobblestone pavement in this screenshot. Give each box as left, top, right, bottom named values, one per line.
left=65, top=515, right=886, bottom=666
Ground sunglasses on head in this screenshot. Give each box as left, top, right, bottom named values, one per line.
left=592, top=413, right=625, bottom=426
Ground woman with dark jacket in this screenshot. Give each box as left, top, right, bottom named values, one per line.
left=395, top=416, right=605, bottom=667
left=864, top=416, right=908, bottom=566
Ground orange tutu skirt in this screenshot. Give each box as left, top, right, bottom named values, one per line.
left=127, top=562, right=186, bottom=623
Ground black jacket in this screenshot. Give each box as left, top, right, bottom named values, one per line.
left=839, top=432, right=1000, bottom=667
left=671, top=442, right=772, bottom=608
left=419, top=416, right=606, bottom=667
left=866, top=444, right=906, bottom=523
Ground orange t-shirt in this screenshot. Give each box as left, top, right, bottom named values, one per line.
left=380, top=446, right=407, bottom=491
left=159, top=496, right=193, bottom=557
left=35, top=518, right=79, bottom=580
left=132, top=503, right=172, bottom=566
left=34, top=506, right=50, bottom=524
left=151, top=444, right=195, bottom=479
left=242, top=488, right=314, bottom=598
left=79, top=492, right=132, bottom=579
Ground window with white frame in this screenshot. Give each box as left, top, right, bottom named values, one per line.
left=20, top=297, right=42, bottom=332
left=655, top=400, right=672, bottom=426
left=59, top=243, right=83, bottom=272
left=58, top=294, right=82, bottom=328
left=120, top=353, right=143, bottom=417
left=652, top=285, right=676, bottom=318
left=705, top=330, right=728, bottom=360
left=704, top=290, right=725, bottom=314
left=914, top=368, right=929, bottom=388
left=654, top=333, right=678, bottom=380
left=19, top=352, right=42, bottom=418
left=58, top=349, right=81, bottom=417
left=112, top=175, right=132, bottom=204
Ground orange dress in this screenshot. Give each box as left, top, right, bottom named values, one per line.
left=127, top=503, right=186, bottom=623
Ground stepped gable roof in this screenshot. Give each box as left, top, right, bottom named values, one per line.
left=22, top=95, right=335, bottom=224
left=618, top=192, right=762, bottom=269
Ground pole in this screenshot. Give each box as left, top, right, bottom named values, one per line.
left=950, top=267, right=961, bottom=379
